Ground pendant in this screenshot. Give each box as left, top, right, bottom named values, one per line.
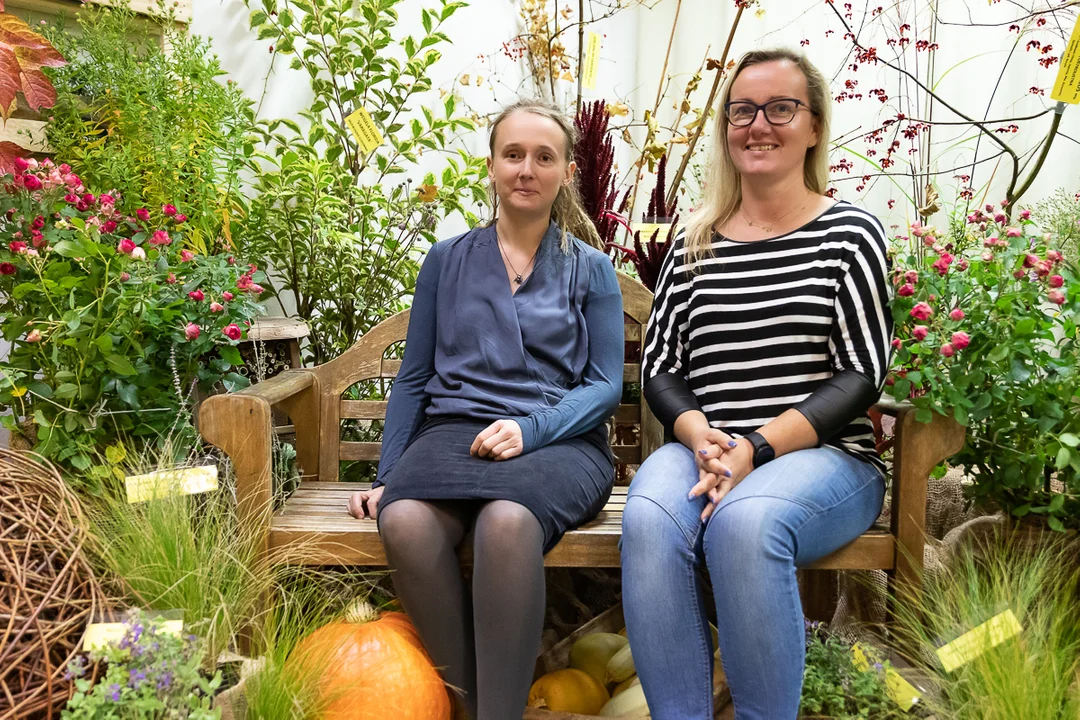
left=514, top=275, right=523, bottom=284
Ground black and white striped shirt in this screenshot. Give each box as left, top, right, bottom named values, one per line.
left=642, top=201, right=893, bottom=471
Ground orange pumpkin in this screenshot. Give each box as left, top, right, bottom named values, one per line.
left=378, top=611, right=432, bottom=659
left=286, top=601, right=450, bottom=720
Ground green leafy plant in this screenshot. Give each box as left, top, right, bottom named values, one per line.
left=0, top=159, right=264, bottom=490
left=239, top=0, right=487, bottom=362
left=63, top=612, right=221, bottom=720
left=42, top=4, right=255, bottom=256
left=886, top=202, right=1079, bottom=529
left=891, top=535, right=1080, bottom=719
left=800, top=621, right=904, bottom=719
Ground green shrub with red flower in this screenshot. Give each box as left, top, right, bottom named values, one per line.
left=0, top=157, right=266, bottom=490
left=887, top=202, right=1080, bottom=530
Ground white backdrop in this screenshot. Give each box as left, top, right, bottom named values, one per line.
left=191, top=0, right=1080, bottom=236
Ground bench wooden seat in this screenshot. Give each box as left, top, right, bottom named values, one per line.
left=198, top=272, right=966, bottom=602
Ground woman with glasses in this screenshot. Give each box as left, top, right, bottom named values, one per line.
left=621, top=49, right=892, bottom=719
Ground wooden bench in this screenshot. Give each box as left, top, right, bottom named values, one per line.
left=198, top=273, right=965, bottom=599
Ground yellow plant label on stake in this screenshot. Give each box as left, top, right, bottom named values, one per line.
left=852, top=643, right=922, bottom=711
left=582, top=32, right=601, bottom=90
left=345, top=107, right=384, bottom=153
left=935, top=609, right=1023, bottom=673
left=84, top=619, right=184, bottom=652
left=1052, top=16, right=1080, bottom=103
left=125, top=465, right=218, bottom=504
left=632, top=222, right=674, bottom=239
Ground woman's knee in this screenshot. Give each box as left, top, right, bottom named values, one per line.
left=474, top=500, right=542, bottom=543
left=379, top=499, right=451, bottom=550
left=705, top=497, right=799, bottom=565
left=624, top=443, right=701, bottom=548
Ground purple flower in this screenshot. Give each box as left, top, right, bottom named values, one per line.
left=129, top=668, right=147, bottom=688
left=157, top=671, right=173, bottom=690
left=108, top=683, right=122, bottom=702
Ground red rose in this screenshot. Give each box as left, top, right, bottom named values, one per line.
left=188, top=289, right=205, bottom=301
left=222, top=324, right=242, bottom=341
left=0, top=262, right=16, bottom=275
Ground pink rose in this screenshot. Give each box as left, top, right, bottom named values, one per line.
left=188, top=289, right=205, bottom=301
left=931, top=254, right=952, bottom=276
left=222, top=324, right=242, bottom=341
left=923, top=235, right=936, bottom=247
left=119, top=272, right=130, bottom=282
left=1006, top=227, right=1023, bottom=238
left=949, top=308, right=965, bottom=321
left=1036, top=260, right=1052, bottom=278
left=166, top=273, right=177, bottom=284
left=102, top=220, right=118, bottom=234
left=81, top=193, right=95, bottom=205
left=222, top=291, right=234, bottom=301
left=910, top=302, right=933, bottom=321
left=248, top=263, right=258, bottom=274
left=117, top=238, right=136, bottom=254
left=210, top=302, right=224, bottom=313
left=248, top=283, right=264, bottom=295
left=1023, top=254, right=1039, bottom=268
left=180, top=250, right=195, bottom=262
left=0, top=262, right=15, bottom=275
left=22, top=175, right=41, bottom=190
left=983, top=236, right=998, bottom=248
left=1019, top=209, right=1031, bottom=220
left=26, top=329, right=41, bottom=342
left=136, top=208, right=150, bottom=222
left=1014, top=270, right=1027, bottom=280
left=912, top=325, right=929, bottom=341
left=951, top=332, right=970, bottom=350
left=174, top=214, right=187, bottom=224
left=1049, top=275, right=1064, bottom=289
left=13, top=157, right=28, bottom=172
left=162, top=204, right=177, bottom=216
left=1049, top=289, right=1066, bottom=305
left=993, top=213, right=1007, bottom=224
left=226, top=256, right=236, bottom=265
left=898, top=283, right=915, bottom=297
left=985, top=204, right=995, bottom=213
left=957, top=258, right=969, bottom=271
left=9, top=241, right=26, bottom=253
left=891, top=338, right=902, bottom=349
left=99, top=193, right=116, bottom=206
left=910, top=222, right=923, bottom=237
left=150, top=230, right=171, bottom=246
left=904, top=270, right=918, bottom=283
left=185, top=322, right=201, bottom=340
left=940, top=342, right=955, bottom=358
left=236, top=275, right=253, bottom=290
left=1048, top=249, right=1063, bottom=263
left=64, top=193, right=78, bottom=204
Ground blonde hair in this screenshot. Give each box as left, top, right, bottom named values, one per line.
left=485, top=99, right=603, bottom=252
left=684, top=48, right=832, bottom=261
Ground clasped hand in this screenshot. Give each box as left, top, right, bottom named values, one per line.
left=689, top=428, right=754, bottom=523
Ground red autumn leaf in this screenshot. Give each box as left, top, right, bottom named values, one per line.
left=0, top=141, right=25, bottom=173
left=0, top=13, right=64, bottom=119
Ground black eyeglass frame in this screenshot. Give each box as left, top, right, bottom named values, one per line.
left=723, top=98, right=816, bottom=127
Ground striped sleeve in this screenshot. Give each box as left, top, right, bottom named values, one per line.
left=829, top=212, right=893, bottom=388
left=641, top=230, right=690, bottom=385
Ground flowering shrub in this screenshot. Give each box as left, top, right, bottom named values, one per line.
left=0, top=158, right=265, bottom=488
left=63, top=614, right=220, bottom=720
left=887, top=203, right=1079, bottom=530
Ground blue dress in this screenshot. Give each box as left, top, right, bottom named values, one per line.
left=375, top=221, right=624, bottom=552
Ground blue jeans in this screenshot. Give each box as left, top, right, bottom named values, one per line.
left=621, top=442, right=885, bottom=720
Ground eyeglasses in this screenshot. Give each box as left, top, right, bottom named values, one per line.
left=724, top=98, right=815, bottom=127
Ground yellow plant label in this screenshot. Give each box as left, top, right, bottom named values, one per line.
left=345, top=107, right=384, bottom=153
left=852, top=643, right=922, bottom=711
left=935, top=609, right=1022, bottom=673
left=125, top=465, right=218, bottom=504
left=582, top=32, right=601, bottom=90
left=84, top=619, right=184, bottom=651
left=1052, top=17, right=1080, bottom=103
left=632, top=222, right=674, bottom=239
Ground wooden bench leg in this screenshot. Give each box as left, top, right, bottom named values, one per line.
left=802, top=569, right=837, bottom=622
left=888, top=408, right=966, bottom=607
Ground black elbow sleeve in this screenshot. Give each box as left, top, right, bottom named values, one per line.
left=643, top=373, right=702, bottom=432
left=793, top=371, right=881, bottom=444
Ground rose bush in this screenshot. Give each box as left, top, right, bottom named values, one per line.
left=0, top=158, right=265, bottom=490
left=886, top=202, right=1079, bottom=530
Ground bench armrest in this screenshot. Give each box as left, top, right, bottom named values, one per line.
left=198, top=369, right=323, bottom=553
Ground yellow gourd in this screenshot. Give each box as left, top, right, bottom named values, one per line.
left=598, top=682, right=649, bottom=717
left=605, top=643, right=636, bottom=684
left=527, top=668, right=610, bottom=714
left=612, top=674, right=640, bottom=697
left=568, top=632, right=628, bottom=685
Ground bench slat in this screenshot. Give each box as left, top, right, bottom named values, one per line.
left=269, top=484, right=893, bottom=569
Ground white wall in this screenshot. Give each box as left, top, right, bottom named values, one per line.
left=192, top=0, right=1080, bottom=241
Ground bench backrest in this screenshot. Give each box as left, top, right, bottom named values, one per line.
left=308, top=272, right=662, bottom=483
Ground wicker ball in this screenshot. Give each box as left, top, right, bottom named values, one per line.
left=0, top=448, right=105, bottom=720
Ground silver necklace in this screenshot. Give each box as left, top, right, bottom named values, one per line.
left=741, top=194, right=813, bottom=233
left=496, top=233, right=539, bottom=285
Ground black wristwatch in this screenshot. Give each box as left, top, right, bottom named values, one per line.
left=745, top=431, right=776, bottom=468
